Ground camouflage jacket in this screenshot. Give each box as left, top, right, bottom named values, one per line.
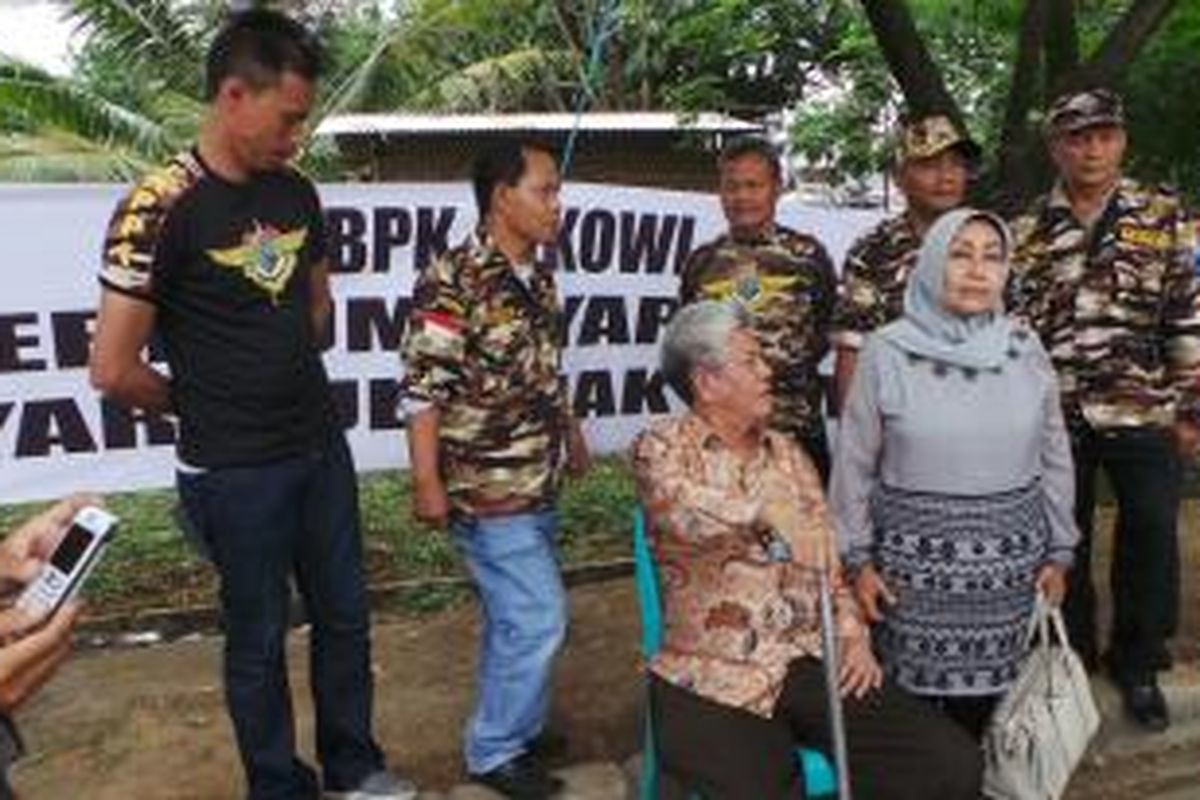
left=831, top=214, right=922, bottom=349
left=401, top=232, right=567, bottom=516
left=679, top=225, right=836, bottom=439
left=1010, top=179, right=1200, bottom=429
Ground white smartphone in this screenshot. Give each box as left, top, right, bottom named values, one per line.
left=15, top=505, right=117, bottom=617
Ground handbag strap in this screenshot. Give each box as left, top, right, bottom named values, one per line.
left=1023, top=592, right=1074, bottom=695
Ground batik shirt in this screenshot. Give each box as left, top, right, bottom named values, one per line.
left=402, top=232, right=567, bottom=517
left=1010, top=179, right=1200, bottom=429
left=631, top=414, right=867, bottom=717
left=830, top=214, right=922, bottom=349
left=679, top=226, right=836, bottom=440
left=98, top=149, right=335, bottom=467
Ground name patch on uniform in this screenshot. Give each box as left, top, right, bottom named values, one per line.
left=1117, top=224, right=1171, bottom=251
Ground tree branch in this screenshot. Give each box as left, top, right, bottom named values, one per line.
left=1044, top=0, right=1079, bottom=85
left=1062, top=0, right=1178, bottom=91
left=858, top=0, right=961, bottom=122
left=993, top=0, right=1048, bottom=213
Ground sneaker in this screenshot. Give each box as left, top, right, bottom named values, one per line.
left=325, top=769, right=419, bottom=800
left=469, top=752, right=564, bottom=799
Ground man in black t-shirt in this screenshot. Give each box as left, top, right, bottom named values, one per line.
left=89, top=12, right=415, bottom=800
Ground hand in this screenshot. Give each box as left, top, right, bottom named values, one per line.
left=1172, top=419, right=1200, bottom=460
left=1035, top=563, right=1067, bottom=606
left=837, top=637, right=883, bottom=699
left=853, top=563, right=897, bottom=624
left=565, top=420, right=591, bottom=480
left=0, top=601, right=80, bottom=711
left=0, top=495, right=99, bottom=597
left=757, top=482, right=831, bottom=569
left=412, top=478, right=450, bottom=529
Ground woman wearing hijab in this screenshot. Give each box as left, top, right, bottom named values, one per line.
left=830, top=208, right=1079, bottom=739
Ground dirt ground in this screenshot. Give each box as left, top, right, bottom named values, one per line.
left=9, top=506, right=1200, bottom=798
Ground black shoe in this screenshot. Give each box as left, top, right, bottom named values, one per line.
left=526, top=729, right=568, bottom=762
left=1120, top=679, right=1170, bottom=732
left=469, top=752, right=564, bottom=799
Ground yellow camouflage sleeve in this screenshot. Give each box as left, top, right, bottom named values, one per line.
left=401, top=253, right=471, bottom=406
left=1164, top=207, right=1200, bottom=420
left=99, top=166, right=187, bottom=301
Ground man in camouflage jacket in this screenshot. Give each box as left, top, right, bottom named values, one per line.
left=401, top=139, right=589, bottom=798
left=830, top=113, right=979, bottom=410
left=1010, top=89, right=1200, bottom=732
left=679, top=137, right=837, bottom=481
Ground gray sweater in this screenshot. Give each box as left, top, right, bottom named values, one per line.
left=830, top=330, right=1079, bottom=568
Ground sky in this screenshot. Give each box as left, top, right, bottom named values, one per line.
left=0, top=0, right=76, bottom=75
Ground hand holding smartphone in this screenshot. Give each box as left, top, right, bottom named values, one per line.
left=14, top=505, right=116, bottom=619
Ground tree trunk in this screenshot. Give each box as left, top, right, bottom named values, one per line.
left=862, top=0, right=1180, bottom=212
left=858, top=0, right=962, bottom=123
left=992, top=0, right=1049, bottom=214
left=1044, top=0, right=1080, bottom=90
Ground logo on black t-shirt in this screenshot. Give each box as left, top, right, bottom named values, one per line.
left=207, top=220, right=308, bottom=303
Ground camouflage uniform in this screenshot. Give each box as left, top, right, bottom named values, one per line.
left=831, top=114, right=978, bottom=350
left=1009, top=88, right=1200, bottom=684
left=401, top=231, right=566, bottom=518
left=1010, top=179, right=1200, bottom=429
left=679, top=226, right=837, bottom=475
left=830, top=214, right=922, bottom=350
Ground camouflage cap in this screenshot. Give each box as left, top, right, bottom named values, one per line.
left=1045, top=88, right=1125, bottom=136
left=896, top=114, right=981, bottom=164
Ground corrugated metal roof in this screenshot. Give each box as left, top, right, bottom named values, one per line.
left=314, top=111, right=763, bottom=137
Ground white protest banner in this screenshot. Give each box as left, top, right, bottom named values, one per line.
left=0, top=182, right=883, bottom=503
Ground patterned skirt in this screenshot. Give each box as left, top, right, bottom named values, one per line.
left=871, top=481, right=1048, bottom=697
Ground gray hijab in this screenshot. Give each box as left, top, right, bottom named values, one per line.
left=879, top=208, right=1019, bottom=370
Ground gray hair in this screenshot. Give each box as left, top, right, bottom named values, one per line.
left=661, top=301, right=750, bottom=406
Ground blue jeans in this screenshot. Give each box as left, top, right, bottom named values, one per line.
left=451, top=510, right=568, bottom=774
left=177, top=434, right=384, bottom=800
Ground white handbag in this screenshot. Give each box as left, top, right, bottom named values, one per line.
left=982, top=595, right=1100, bottom=800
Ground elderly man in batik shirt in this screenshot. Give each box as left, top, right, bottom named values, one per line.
left=402, top=139, right=589, bottom=799
left=679, top=137, right=838, bottom=482
left=1010, top=88, right=1200, bottom=732
left=631, top=300, right=981, bottom=800
left=831, top=113, right=979, bottom=410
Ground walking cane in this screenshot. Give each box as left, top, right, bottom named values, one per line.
left=763, top=498, right=852, bottom=799
left=818, top=565, right=853, bottom=800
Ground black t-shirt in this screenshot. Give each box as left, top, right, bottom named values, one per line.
left=99, top=150, right=335, bottom=467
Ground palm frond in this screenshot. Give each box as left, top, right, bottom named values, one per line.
left=65, top=0, right=211, bottom=95
left=0, top=55, right=178, bottom=162
left=411, top=47, right=578, bottom=112
left=0, top=130, right=155, bottom=181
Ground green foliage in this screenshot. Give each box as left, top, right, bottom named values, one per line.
left=790, top=20, right=895, bottom=188
left=655, top=0, right=852, bottom=115
left=0, top=54, right=177, bottom=179
left=1121, top=2, right=1200, bottom=196
left=0, top=458, right=638, bottom=619
left=2, top=1, right=1195, bottom=200
left=788, top=0, right=1200, bottom=204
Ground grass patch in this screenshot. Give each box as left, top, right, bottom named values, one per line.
left=4, top=453, right=1177, bottom=622
left=0, top=458, right=638, bottom=620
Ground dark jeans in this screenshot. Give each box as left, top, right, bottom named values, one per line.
left=650, top=659, right=981, bottom=800
left=177, top=434, right=384, bottom=800
left=1067, top=423, right=1181, bottom=681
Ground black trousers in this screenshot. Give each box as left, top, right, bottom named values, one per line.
left=1066, top=424, right=1181, bottom=680
left=650, top=659, right=981, bottom=800
left=798, top=427, right=831, bottom=487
